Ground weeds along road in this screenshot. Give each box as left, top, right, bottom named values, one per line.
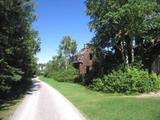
left=10, top=78, right=86, bottom=120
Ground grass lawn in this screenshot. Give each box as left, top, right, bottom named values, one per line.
left=40, top=76, right=160, bottom=120
left=0, top=99, right=22, bottom=120
left=0, top=80, right=32, bottom=120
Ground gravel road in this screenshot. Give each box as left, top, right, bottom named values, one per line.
left=10, top=78, right=86, bottom=120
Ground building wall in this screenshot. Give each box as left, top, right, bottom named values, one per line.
left=79, top=63, right=86, bottom=75
left=152, top=55, right=160, bottom=74
left=74, top=46, right=93, bottom=76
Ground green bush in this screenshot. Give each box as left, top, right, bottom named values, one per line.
left=46, top=64, right=78, bottom=82
left=0, top=61, right=22, bottom=94
left=91, top=66, right=160, bottom=94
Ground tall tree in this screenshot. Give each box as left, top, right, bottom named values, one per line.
left=86, top=0, right=160, bottom=65
left=58, top=36, right=77, bottom=69
left=59, top=36, right=77, bottom=59
left=0, top=0, right=40, bottom=93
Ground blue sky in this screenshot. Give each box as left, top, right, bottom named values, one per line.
left=33, top=0, right=94, bottom=63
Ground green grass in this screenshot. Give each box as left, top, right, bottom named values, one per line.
left=0, top=80, right=32, bottom=120
left=40, top=76, right=160, bottom=120
left=0, top=99, right=22, bottom=120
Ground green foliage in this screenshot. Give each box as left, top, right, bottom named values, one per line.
left=86, top=0, right=160, bottom=66
left=0, top=0, right=40, bottom=93
left=59, top=36, right=77, bottom=59
left=36, top=63, right=46, bottom=75
left=44, top=35, right=78, bottom=82
left=44, top=56, right=78, bottom=82
left=41, top=76, right=160, bottom=120
left=45, top=64, right=78, bottom=82
left=0, top=60, right=22, bottom=93
left=91, top=66, right=160, bottom=94
left=86, top=0, right=160, bottom=42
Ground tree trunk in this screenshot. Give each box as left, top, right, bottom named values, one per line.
left=125, top=49, right=129, bottom=65
left=131, top=44, right=134, bottom=63
left=124, top=40, right=129, bottom=65
left=120, top=40, right=125, bottom=63
left=120, top=40, right=129, bottom=65
left=126, top=35, right=134, bottom=64
left=131, top=37, right=135, bottom=63
left=65, top=58, right=68, bottom=70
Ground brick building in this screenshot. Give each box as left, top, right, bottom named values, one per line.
left=152, top=55, right=160, bottom=73
left=150, top=39, right=160, bottom=74
left=143, top=38, right=160, bottom=74
left=72, top=44, right=93, bottom=76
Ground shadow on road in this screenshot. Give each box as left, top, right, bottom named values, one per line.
left=0, top=79, right=40, bottom=120
left=26, top=79, right=41, bottom=95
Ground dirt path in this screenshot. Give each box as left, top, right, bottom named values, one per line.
left=10, top=78, right=86, bottom=120
left=136, top=91, right=160, bottom=98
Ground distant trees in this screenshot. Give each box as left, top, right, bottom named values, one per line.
left=44, top=36, right=78, bottom=82
left=59, top=36, right=77, bottom=59
left=37, top=63, right=46, bottom=75
left=0, top=0, right=40, bottom=94
left=58, top=36, right=77, bottom=69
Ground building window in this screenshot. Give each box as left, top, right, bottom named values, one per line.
left=90, top=53, right=93, bottom=60
left=86, top=66, right=90, bottom=74
left=158, top=59, right=160, bottom=73
left=75, top=56, right=77, bottom=60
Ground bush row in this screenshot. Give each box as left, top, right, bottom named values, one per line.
left=45, top=64, right=78, bottom=82
left=90, top=66, right=160, bottom=94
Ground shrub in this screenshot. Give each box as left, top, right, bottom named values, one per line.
left=0, top=62, right=22, bottom=95
left=91, top=78, right=104, bottom=91
left=149, top=73, right=160, bottom=90
left=91, top=66, right=160, bottom=94
left=47, top=64, right=78, bottom=82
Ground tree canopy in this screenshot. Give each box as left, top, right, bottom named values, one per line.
left=44, top=36, right=78, bottom=82
left=59, top=36, right=77, bottom=59
left=0, top=0, right=40, bottom=94
left=86, top=0, right=160, bottom=65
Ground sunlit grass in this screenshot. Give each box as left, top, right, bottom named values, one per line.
left=40, top=76, right=160, bottom=120
left=0, top=80, right=32, bottom=120
left=0, top=99, right=22, bottom=120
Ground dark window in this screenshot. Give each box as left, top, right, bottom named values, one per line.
left=86, top=66, right=90, bottom=74
left=75, top=56, right=77, bottom=60
left=90, top=53, right=93, bottom=60
left=158, top=59, right=160, bottom=72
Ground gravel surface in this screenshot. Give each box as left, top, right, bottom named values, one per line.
left=10, top=78, right=86, bottom=120
left=137, top=91, right=160, bottom=98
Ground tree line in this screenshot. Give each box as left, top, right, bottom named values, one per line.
left=39, top=0, right=160, bottom=94
left=84, top=0, right=160, bottom=93
left=39, top=36, right=78, bottom=82
left=86, top=0, right=160, bottom=69
left=0, top=0, right=40, bottom=96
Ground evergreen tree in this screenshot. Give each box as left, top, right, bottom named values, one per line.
left=0, top=0, right=40, bottom=93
